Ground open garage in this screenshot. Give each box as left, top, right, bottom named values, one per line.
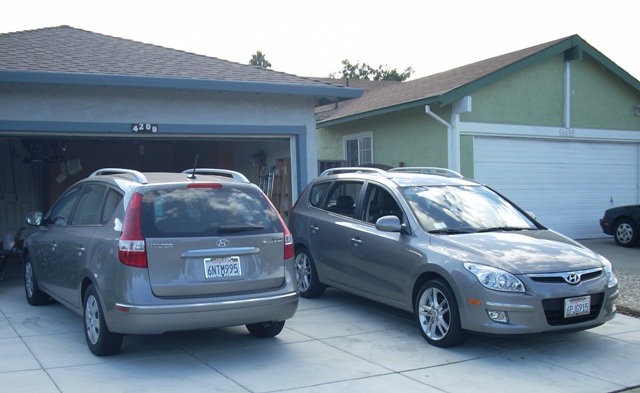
left=0, top=26, right=361, bottom=237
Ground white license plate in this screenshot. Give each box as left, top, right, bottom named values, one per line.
left=564, top=295, right=591, bottom=318
left=204, top=256, right=241, bottom=278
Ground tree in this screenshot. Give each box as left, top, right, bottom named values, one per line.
left=330, top=59, right=414, bottom=81
left=249, top=51, right=272, bottom=69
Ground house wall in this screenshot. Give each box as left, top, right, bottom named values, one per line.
left=0, top=83, right=319, bottom=192
left=461, top=53, right=640, bottom=130
left=317, top=107, right=449, bottom=168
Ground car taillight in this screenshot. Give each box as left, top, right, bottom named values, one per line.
left=118, top=192, right=148, bottom=268
left=262, top=192, right=295, bottom=260
left=283, top=225, right=295, bottom=260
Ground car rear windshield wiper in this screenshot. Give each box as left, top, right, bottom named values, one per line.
left=428, top=228, right=474, bottom=235
left=218, top=224, right=264, bottom=234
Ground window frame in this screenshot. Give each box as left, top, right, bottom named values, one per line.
left=343, top=131, right=373, bottom=166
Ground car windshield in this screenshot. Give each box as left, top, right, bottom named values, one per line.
left=401, top=185, right=537, bottom=234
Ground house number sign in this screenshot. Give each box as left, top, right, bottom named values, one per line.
left=132, top=123, right=158, bottom=133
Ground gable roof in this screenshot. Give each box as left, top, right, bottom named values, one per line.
left=0, top=26, right=361, bottom=105
left=317, top=35, right=640, bottom=126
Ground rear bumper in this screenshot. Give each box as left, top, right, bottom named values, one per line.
left=107, top=291, right=299, bottom=335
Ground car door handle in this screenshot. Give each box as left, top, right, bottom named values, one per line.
left=310, top=224, right=320, bottom=232
left=350, top=237, right=362, bottom=245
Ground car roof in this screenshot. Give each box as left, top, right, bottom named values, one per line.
left=316, top=167, right=479, bottom=187
left=83, top=168, right=253, bottom=188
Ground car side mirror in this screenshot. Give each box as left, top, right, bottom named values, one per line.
left=526, top=211, right=536, bottom=220
left=375, top=215, right=402, bottom=233
left=26, top=211, right=44, bottom=226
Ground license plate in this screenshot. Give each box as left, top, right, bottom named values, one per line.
left=204, top=256, right=241, bottom=278
left=564, top=295, right=591, bottom=318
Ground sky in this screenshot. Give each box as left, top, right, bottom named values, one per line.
left=1, top=0, right=639, bottom=81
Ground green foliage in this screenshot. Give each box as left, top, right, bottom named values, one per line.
left=330, top=59, right=414, bottom=81
left=249, top=51, right=272, bottom=69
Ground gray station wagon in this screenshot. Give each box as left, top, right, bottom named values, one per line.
left=23, top=168, right=298, bottom=355
left=289, top=167, right=618, bottom=347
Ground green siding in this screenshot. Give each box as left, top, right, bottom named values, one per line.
left=462, top=56, right=565, bottom=127
left=318, top=107, right=449, bottom=168
left=571, top=56, right=640, bottom=130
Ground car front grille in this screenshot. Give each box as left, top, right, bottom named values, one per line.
left=527, top=268, right=602, bottom=285
left=541, top=293, right=604, bottom=326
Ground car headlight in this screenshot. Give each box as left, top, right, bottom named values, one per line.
left=464, top=263, right=525, bottom=292
left=599, top=255, right=618, bottom=288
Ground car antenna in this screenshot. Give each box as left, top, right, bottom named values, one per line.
left=187, top=154, right=199, bottom=179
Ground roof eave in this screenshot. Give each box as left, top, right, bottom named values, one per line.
left=0, top=70, right=364, bottom=103
left=317, top=96, right=439, bottom=128
left=440, top=35, right=640, bottom=106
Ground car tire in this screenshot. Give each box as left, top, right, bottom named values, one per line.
left=415, top=279, right=466, bottom=347
left=246, top=320, right=286, bottom=338
left=83, top=284, right=123, bottom=356
left=614, top=219, right=639, bottom=248
left=24, top=255, right=50, bottom=306
left=294, top=247, right=326, bottom=298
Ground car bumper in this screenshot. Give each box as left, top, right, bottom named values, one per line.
left=458, top=282, right=619, bottom=335
left=106, top=291, right=299, bottom=335
left=600, top=218, right=613, bottom=235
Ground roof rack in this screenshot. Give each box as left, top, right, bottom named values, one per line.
left=319, top=167, right=388, bottom=177
left=388, top=167, right=463, bottom=178
left=181, top=169, right=250, bottom=183
left=90, top=168, right=148, bottom=184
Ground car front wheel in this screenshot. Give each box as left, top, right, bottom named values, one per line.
left=415, top=279, right=466, bottom=347
left=246, top=321, right=285, bottom=338
left=83, top=284, right=123, bottom=356
left=614, top=219, right=638, bottom=247
left=294, top=247, right=325, bottom=298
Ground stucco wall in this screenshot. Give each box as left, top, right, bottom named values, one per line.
left=318, top=107, right=449, bottom=168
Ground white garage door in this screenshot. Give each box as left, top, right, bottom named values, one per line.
left=474, top=137, right=640, bottom=239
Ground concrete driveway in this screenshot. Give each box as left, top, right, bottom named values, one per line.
left=1, top=240, right=639, bottom=393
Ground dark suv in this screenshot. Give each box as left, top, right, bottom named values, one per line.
left=289, top=167, right=618, bottom=347
left=23, top=168, right=298, bottom=355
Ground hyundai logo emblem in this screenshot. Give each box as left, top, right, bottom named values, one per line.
left=216, top=239, right=230, bottom=247
left=564, top=273, right=581, bottom=285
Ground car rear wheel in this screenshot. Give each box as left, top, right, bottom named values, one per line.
left=294, top=247, right=326, bottom=298
left=415, top=279, right=466, bottom=347
left=83, top=284, right=123, bottom=356
left=614, top=219, right=638, bottom=247
left=246, top=320, right=285, bottom=338
left=24, top=255, right=50, bottom=305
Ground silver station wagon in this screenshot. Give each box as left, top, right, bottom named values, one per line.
left=289, top=167, right=619, bottom=347
left=23, top=168, right=298, bottom=355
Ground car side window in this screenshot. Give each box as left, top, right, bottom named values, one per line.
left=101, top=188, right=123, bottom=224
left=71, top=184, right=107, bottom=225
left=308, top=181, right=331, bottom=208
left=323, top=181, right=363, bottom=217
left=46, top=185, right=83, bottom=226
left=364, top=185, right=403, bottom=224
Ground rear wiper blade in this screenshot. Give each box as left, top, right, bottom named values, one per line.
left=428, top=228, right=473, bottom=235
left=218, top=224, right=264, bottom=234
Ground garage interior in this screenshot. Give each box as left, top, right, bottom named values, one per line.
left=0, top=137, right=293, bottom=240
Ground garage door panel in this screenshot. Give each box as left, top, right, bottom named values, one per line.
left=474, top=137, right=639, bottom=239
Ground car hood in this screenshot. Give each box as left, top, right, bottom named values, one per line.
left=430, top=230, right=603, bottom=274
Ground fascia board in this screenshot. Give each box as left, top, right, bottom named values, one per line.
left=0, top=70, right=363, bottom=100
left=317, top=97, right=440, bottom=127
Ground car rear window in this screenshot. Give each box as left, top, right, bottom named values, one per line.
left=140, top=185, right=283, bottom=238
